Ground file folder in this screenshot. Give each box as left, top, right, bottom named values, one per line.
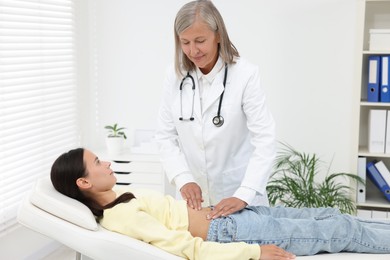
left=366, top=161, right=390, bottom=202
left=367, top=55, right=381, bottom=102
left=374, top=160, right=390, bottom=188
left=357, top=157, right=366, bottom=203
left=368, top=109, right=387, bottom=153
left=381, top=56, right=390, bottom=102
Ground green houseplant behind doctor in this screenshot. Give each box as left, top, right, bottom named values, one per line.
left=155, top=0, right=275, bottom=219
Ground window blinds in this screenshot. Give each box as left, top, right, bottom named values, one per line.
left=0, top=0, right=79, bottom=236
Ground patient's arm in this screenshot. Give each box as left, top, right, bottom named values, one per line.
left=102, top=204, right=261, bottom=259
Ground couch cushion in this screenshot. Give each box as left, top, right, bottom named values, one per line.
left=30, top=177, right=98, bottom=231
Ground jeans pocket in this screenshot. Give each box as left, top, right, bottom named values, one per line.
left=219, top=216, right=237, bottom=242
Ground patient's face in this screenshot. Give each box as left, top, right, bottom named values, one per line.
left=83, top=149, right=116, bottom=191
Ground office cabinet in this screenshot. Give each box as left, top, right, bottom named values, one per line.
left=96, top=150, right=176, bottom=196
left=355, top=0, right=390, bottom=214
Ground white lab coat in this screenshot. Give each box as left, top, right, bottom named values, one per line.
left=155, top=57, right=275, bottom=206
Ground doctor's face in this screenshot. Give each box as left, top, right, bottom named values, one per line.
left=179, top=19, right=220, bottom=75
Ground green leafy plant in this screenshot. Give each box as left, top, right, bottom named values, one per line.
left=104, top=123, right=127, bottom=139
left=266, top=143, right=364, bottom=214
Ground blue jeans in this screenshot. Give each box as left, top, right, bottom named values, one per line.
left=206, top=206, right=390, bottom=255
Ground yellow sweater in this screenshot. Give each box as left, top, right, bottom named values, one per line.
left=100, top=188, right=260, bottom=260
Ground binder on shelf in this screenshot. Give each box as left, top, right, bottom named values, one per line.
left=357, top=157, right=366, bottom=203
left=366, top=161, right=390, bottom=202
left=367, top=55, right=381, bottom=102
left=381, top=56, right=390, bottom=102
left=368, top=109, right=387, bottom=153
left=374, top=161, right=390, bottom=188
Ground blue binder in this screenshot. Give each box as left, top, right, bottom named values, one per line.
left=367, top=55, right=381, bottom=102
left=380, top=56, right=390, bottom=102
left=366, top=161, right=390, bottom=202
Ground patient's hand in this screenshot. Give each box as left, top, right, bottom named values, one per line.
left=259, top=245, right=295, bottom=260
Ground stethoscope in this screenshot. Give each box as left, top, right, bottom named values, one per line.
left=179, top=64, right=228, bottom=127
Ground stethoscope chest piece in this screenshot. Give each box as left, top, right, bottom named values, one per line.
left=212, top=115, right=224, bottom=127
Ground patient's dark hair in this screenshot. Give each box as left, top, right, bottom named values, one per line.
left=50, top=148, right=135, bottom=218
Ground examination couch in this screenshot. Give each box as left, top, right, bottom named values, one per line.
left=17, top=177, right=183, bottom=260
left=17, top=177, right=390, bottom=260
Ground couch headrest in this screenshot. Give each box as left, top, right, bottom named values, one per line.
left=30, top=177, right=98, bottom=231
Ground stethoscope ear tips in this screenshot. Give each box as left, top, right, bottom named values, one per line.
left=212, top=116, right=224, bottom=127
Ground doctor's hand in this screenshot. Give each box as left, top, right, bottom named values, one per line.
left=207, top=197, right=247, bottom=219
left=180, top=182, right=204, bottom=210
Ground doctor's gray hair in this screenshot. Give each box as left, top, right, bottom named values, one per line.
left=174, top=0, right=239, bottom=77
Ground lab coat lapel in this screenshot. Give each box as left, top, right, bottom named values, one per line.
left=202, top=73, right=225, bottom=115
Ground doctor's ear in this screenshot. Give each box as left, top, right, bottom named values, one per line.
left=76, top=177, right=91, bottom=190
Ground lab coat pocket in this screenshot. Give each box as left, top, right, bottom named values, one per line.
left=221, top=166, right=246, bottom=198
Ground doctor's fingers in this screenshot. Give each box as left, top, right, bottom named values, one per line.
left=207, top=205, right=235, bottom=219
left=180, top=185, right=203, bottom=210
left=208, top=198, right=247, bottom=219
left=187, top=196, right=203, bottom=210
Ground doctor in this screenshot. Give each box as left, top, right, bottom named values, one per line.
left=155, top=0, right=275, bottom=219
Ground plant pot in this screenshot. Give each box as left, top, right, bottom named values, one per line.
left=105, top=137, right=125, bottom=155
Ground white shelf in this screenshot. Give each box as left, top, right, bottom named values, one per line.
left=358, top=146, right=390, bottom=158
left=366, top=0, right=390, bottom=2
left=358, top=200, right=390, bottom=209
left=360, top=101, right=390, bottom=107
left=363, top=50, right=390, bottom=54
left=355, top=0, right=390, bottom=211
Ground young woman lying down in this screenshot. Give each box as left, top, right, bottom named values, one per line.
left=50, top=148, right=390, bottom=260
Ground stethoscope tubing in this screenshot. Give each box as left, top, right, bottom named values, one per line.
left=179, top=72, right=195, bottom=121
left=179, top=63, right=228, bottom=127
left=215, top=64, right=228, bottom=126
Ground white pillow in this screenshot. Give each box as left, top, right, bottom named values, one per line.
left=30, top=177, right=98, bottom=231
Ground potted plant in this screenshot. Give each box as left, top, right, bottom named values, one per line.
left=104, top=123, right=127, bottom=155
left=266, top=143, right=364, bottom=214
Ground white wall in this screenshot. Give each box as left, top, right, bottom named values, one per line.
left=7, top=1, right=359, bottom=258
left=82, top=0, right=359, bottom=174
